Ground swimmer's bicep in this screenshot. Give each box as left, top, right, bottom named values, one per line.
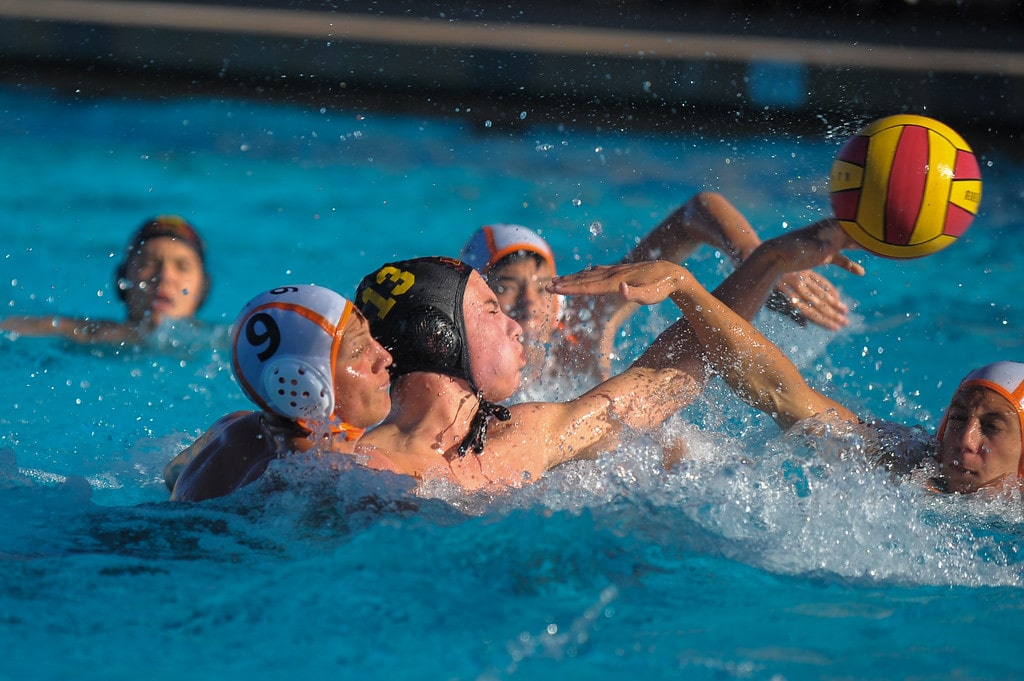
left=515, top=397, right=619, bottom=470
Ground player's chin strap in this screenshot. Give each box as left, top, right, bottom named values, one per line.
left=296, top=417, right=366, bottom=442
left=457, top=389, right=511, bottom=457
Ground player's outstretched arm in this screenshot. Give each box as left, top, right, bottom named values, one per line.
left=1, top=315, right=143, bottom=344
left=550, top=223, right=862, bottom=431
left=632, top=193, right=856, bottom=330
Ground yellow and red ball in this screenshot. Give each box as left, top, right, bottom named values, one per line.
left=830, top=114, right=982, bottom=259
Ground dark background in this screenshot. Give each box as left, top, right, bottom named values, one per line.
left=2, top=1, right=1022, bottom=142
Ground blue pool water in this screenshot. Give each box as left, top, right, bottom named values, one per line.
left=1, top=83, right=1023, bottom=680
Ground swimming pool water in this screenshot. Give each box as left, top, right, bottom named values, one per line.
left=1, top=83, right=1023, bottom=680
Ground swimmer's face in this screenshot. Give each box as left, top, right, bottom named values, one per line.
left=937, top=385, right=1022, bottom=494
left=122, top=236, right=207, bottom=324
left=333, top=311, right=394, bottom=429
left=486, top=253, right=557, bottom=353
left=464, top=271, right=526, bottom=402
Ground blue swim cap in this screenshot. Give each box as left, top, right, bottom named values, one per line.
left=231, top=285, right=352, bottom=423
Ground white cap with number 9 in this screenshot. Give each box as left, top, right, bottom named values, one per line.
left=231, top=285, right=353, bottom=421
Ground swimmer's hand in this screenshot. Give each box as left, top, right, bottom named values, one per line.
left=767, top=270, right=848, bottom=331
left=757, top=219, right=866, bottom=331
left=548, top=260, right=693, bottom=306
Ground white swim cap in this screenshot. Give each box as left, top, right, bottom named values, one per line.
left=938, top=361, right=1024, bottom=475
left=460, top=223, right=556, bottom=275
left=231, top=285, right=353, bottom=422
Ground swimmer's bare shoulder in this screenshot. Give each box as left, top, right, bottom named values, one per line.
left=164, top=411, right=246, bottom=491
left=861, top=419, right=936, bottom=475
left=354, top=440, right=417, bottom=478
left=168, top=412, right=303, bottom=501
left=792, top=416, right=935, bottom=475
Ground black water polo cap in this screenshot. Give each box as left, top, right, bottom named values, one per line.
left=355, top=256, right=475, bottom=383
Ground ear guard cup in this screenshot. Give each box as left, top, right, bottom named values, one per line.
left=261, top=357, right=334, bottom=420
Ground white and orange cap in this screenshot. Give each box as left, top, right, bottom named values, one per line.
left=231, top=285, right=354, bottom=430
left=460, top=223, right=557, bottom=275
left=937, top=361, right=1024, bottom=475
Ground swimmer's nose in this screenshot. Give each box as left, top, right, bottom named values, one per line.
left=147, top=260, right=171, bottom=283
left=517, top=285, right=546, bottom=316
left=520, top=283, right=541, bottom=304
left=512, top=305, right=543, bottom=334
left=376, top=345, right=394, bottom=371
left=956, top=417, right=983, bottom=452
left=508, top=316, right=524, bottom=342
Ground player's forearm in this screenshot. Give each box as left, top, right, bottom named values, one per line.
left=667, top=278, right=826, bottom=429
left=707, top=241, right=788, bottom=321
left=1, top=315, right=142, bottom=344
left=0, top=315, right=75, bottom=337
